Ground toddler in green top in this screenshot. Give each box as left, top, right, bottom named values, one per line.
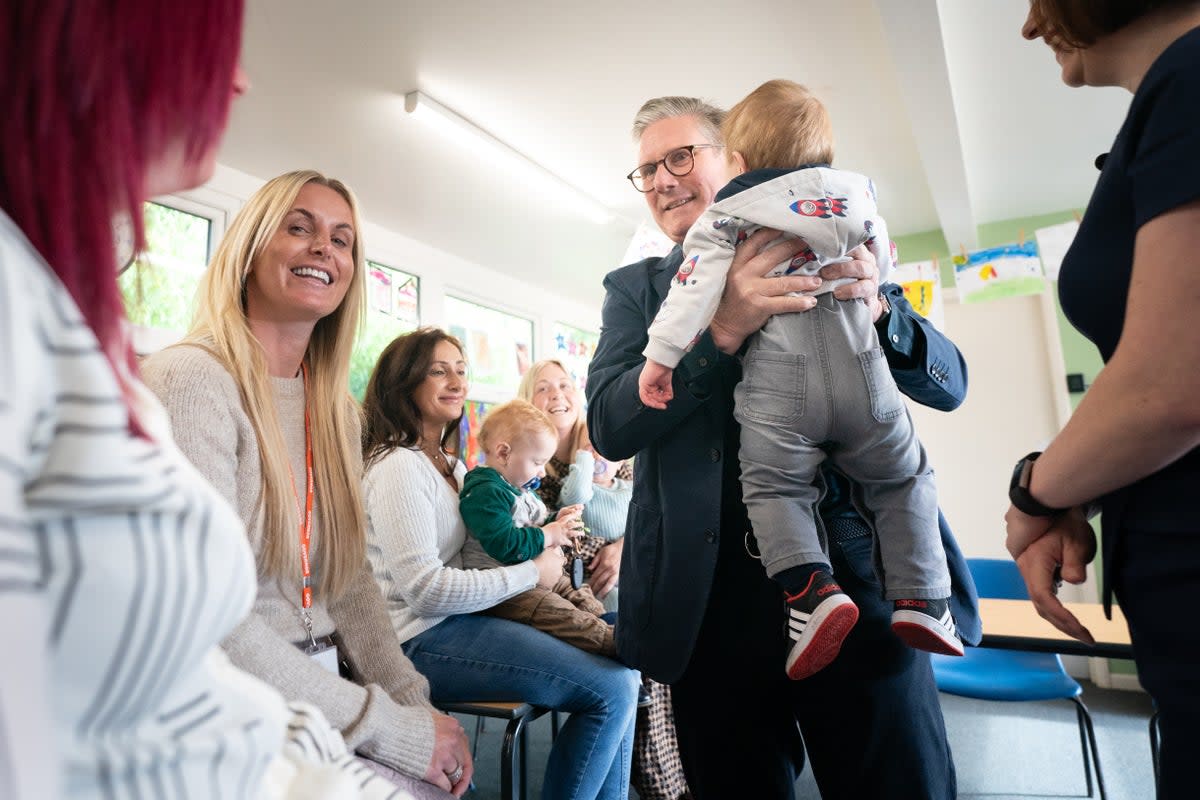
left=459, top=400, right=616, bottom=657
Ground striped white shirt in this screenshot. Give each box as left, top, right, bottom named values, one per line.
left=0, top=211, right=409, bottom=799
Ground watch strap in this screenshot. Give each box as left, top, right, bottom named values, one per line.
left=1009, top=451, right=1067, bottom=517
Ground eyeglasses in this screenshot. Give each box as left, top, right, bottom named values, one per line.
left=626, top=144, right=723, bottom=193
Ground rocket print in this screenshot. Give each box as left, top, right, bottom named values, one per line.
left=790, top=196, right=848, bottom=218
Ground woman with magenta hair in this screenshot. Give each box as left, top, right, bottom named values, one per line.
left=0, top=2, right=409, bottom=798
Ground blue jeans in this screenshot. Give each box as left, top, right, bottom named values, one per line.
left=403, top=614, right=638, bottom=800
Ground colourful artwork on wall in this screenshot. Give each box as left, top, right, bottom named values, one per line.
left=952, top=242, right=1045, bottom=303
left=552, top=322, right=600, bottom=392
left=890, top=259, right=945, bottom=331
left=458, top=399, right=493, bottom=469
left=366, top=262, right=420, bottom=327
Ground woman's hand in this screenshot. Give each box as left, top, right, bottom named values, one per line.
left=709, top=228, right=823, bottom=354
left=424, top=711, right=473, bottom=796
left=587, top=538, right=624, bottom=599
left=532, top=547, right=566, bottom=589
left=1013, top=510, right=1098, bottom=645
left=1004, top=503, right=1057, bottom=559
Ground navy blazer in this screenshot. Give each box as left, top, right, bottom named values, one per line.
left=587, top=246, right=981, bottom=683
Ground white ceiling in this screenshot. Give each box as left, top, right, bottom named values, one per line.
left=217, top=0, right=1132, bottom=308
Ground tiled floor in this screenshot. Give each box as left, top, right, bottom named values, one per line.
left=455, top=681, right=1155, bottom=799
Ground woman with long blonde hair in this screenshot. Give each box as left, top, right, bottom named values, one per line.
left=144, top=170, right=470, bottom=799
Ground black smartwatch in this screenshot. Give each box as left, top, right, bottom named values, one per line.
left=1009, top=452, right=1067, bottom=517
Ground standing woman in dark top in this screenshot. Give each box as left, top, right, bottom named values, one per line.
left=1006, top=2, right=1200, bottom=795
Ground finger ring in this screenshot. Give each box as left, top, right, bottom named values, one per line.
left=448, top=764, right=464, bottom=783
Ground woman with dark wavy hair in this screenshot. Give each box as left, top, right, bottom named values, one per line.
left=362, top=328, right=640, bottom=800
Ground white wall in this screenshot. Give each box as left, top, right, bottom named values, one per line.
left=909, top=290, right=1098, bottom=603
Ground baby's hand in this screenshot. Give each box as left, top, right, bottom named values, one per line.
left=556, top=504, right=584, bottom=522
left=541, top=520, right=577, bottom=549
left=638, top=360, right=675, bottom=410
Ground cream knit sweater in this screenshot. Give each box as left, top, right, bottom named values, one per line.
left=142, top=345, right=436, bottom=780
left=363, top=447, right=538, bottom=645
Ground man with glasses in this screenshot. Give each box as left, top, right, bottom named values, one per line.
left=587, top=96, right=980, bottom=799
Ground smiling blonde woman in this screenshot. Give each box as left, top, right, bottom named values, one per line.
left=143, top=171, right=470, bottom=799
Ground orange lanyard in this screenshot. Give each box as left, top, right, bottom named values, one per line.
left=288, top=363, right=316, bottom=613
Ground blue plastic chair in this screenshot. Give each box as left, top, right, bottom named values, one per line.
left=932, top=558, right=1107, bottom=799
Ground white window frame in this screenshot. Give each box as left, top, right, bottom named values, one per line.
left=127, top=192, right=228, bottom=355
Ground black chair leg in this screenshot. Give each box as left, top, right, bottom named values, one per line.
left=502, top=715, right=529, bottom=800
left=520, top=722, right=530, bottom=800
left=1072, top=697, right=1107, bottom=800
left=1149, top=710, right=1161, bottom=794
left=472, top=716, right=484, bottom=762
left=1074, top=701, right=1094, bottom=797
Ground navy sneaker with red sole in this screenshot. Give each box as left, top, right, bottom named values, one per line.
left=892, top=597, right=964, bottom=656
left=784, top=571, right=860, bottom=680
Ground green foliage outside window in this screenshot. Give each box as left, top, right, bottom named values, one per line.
left=118, top=202, right=210, bottom=334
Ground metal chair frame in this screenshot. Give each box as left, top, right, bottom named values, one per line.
left=437, top=700, right=553, bottom=800
left=934, top=558, right=1108, bottom=799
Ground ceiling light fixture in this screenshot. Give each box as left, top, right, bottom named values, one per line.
left=404, top=90, right=613, bottom=225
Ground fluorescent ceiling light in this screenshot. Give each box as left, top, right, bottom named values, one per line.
left=404, top=90, right=613, bottom=225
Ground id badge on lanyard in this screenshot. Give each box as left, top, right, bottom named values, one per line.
left=303, top=639, right=339, bottom=674
left=293, top=363, right=337, bottom=674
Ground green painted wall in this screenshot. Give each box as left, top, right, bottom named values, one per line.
left=895, top=211, right=1134, bottom=676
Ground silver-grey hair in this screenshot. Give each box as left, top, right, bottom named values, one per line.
left=631, top=96, right=726, bottom=143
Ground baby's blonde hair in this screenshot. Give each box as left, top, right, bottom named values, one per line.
left=479, top=400, right=556, bottom=454
left=722, top=79, right=834, bottom=171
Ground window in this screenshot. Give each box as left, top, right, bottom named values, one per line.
left=119, top=201, right=216, bottom=352
left=445, top=296, right=534, bottom=403
left=349, top=261, right=420, bottom=399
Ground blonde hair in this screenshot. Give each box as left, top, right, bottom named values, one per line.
left=185, top=169, right=367, bottom=601
left=478, top=400, right=556, bottom=454
left=722, top=80, right=834, bottom=171
left=516, top=358, right=584, bottom=479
